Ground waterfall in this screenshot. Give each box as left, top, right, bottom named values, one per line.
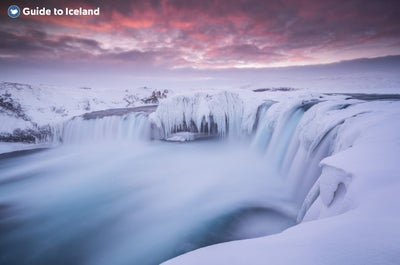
left=52, top=94, right=370, bottom=219
left=3, top=90, right=398, bottom=265
left=59, top=112, right=151, bottom=144
left=251, top=97, right=371, bottom=216
left=48, top=93, right=379, bottom=222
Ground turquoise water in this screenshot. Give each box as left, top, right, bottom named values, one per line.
left=0, top=141, right=294, bottom=265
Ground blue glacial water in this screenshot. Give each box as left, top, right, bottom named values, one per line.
left=0, top=141, right=294, bottom=265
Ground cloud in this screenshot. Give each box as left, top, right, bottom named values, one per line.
left=0, top=0, right=399, bottom=69
left=0, top=28, right=104, bottom=59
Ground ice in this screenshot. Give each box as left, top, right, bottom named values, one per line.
left=165, top=132, right=200, bottom=142
left=163, top=99, right=400, bottom=265
left=150, top=91, right=261, bottom=139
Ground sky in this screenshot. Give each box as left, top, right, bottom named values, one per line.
left=0, top=0, right=399, bottom=89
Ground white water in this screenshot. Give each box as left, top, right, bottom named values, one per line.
left=1, top=92, right=397, bottom=265
left=59, top=113, right=150, bottom=144
left=250, top=97, right=378, bottom=208
left=162, top=97, right=400, bottom=265
left=0, top=141, right=296, bottom=265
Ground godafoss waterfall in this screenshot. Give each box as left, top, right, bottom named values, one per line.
left=1, top=91, right=400, bottom=265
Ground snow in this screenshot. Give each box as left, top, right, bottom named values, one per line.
left=162, top=100, right=400, bottom=265
left=0, top=81, right=170, bottom=148
left=0, top=81, right=166, bottom=131
left=165, top=132, right=198, bottom=142
left=0, top=114, right=34, bottom=134
left=150, top=90, right=263, bottom=139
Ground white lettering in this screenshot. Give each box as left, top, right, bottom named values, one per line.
left=22, top=7, right=51, bottom=16
left=65, top=7, right=100, bottom=16
left=54, top=8, right=64, bottom=15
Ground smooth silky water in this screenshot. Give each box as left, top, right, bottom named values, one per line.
left=0, top=140, right=295, bottom=265
left=1, top=91, right=391, bottom=265
left=0, top=99, right=339, bottom=265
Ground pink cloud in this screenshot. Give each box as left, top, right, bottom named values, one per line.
left=0, top=0, right=399, bottom=68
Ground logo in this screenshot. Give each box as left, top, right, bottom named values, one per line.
left=8, top=5, right=21, bottom=18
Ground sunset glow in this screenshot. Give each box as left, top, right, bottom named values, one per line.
left=1, top=0, right=399, bottom=71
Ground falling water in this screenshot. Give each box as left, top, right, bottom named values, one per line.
left=0, top=96, right=369, bottom=265
left=61, top=113, right=151, bottom=144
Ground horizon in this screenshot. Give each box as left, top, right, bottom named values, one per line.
left=1, top=54, right=399, bottom=91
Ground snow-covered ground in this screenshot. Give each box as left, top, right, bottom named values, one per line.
left=0, top=81, right=168, bottom=148
left=0, top=81, right=168, bottom=128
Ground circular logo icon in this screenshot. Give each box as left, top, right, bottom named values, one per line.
left=8, top=5, right=21, bottom=18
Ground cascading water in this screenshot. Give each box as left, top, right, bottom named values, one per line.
left=61, top=113, right=150, bottom=144
left=250, top=97, right=376, bottom=216
left=53, top=107, right=154, bottom=144
left=0, top=92, right=388, bottom=265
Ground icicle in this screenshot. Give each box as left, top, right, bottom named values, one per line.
left=149, top=91, right=257, bottom=140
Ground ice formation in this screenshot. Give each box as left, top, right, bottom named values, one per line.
left=149, top=91, right=259, bottom=139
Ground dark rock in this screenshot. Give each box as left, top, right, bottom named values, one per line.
left=324, top=93, right=400, bottom=101
left=0, top=126, right=53, bottom=143
left=141, top=89, right=169, bottom=104
left=253, top=87, right=299, bottom=92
